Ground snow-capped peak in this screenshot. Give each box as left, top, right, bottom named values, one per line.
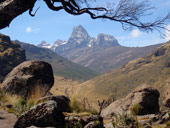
left=37, top=41, right=52, bottom=49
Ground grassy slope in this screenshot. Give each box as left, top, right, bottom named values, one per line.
left=75, top=41, right=170, bottom=108
left=62, top=44, right=161, bottom=73
left=50, top=75, right=80, bottom=96
left=16, top=41, right=99, bottom=81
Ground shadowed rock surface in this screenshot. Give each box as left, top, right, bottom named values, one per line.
left=101, top=84, right=160, bottom=118
left=14, top=101, right=65, bottom=128
left=1, top=60, right=54, bottom=98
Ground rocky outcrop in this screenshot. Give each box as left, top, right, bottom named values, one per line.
left=163, top=79, right=170, bottom=108
left=36, top=95, right=71, bottom=112
left=65, top=115, right=103, bottom=128
left=0, top=33, right=26, bottom=82
left=101, top=84, right=160, bottom=118
left=1, top=60, right=54, bottom=98
left=14, top=101, right=65, bottom=128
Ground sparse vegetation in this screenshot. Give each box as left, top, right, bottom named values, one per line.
left=98, top=92, right=117, bottom=114
left=0, top=85, right=48, bottom=117
left=112, top=113, right=139, bottom=128
left=130, top=103, right=143, bottom=115
left=70, top=95, right=97, bottom=115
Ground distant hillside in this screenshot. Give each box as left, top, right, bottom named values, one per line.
left=62, top=45, right=160, bottom=73
left=0, top=34, right=26, bottom=82
left=75, top=41, right=170, bottom=108
left=38, top=25, right=160, bottom=73
left=15, top=41, right=99, bottom=81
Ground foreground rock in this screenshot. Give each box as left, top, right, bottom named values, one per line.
left=36, top=95, right=71, bottom=112
left=163, top=78, right=170, bottom=108
left=101, top=84, right=160, bottom=118
left=1, top=61, right=54, bottom=98
left=65, top=115, right=103, bottom=128
left=14, top=101, right=65, bottom=128
left=0, top=110, right=17, bottom=128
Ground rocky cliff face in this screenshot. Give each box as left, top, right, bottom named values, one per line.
left=38, top=25, right=119, bottom=54
left=0, top=33, right=26, bottom=82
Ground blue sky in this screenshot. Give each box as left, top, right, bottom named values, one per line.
left=0, top=0, right=170, bottom=47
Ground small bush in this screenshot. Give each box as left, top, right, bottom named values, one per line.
left=18, top=98, right=26, bottom=106
left=130, top=103, right=143, bottom=115
left=70, top=95, right=97, bottom=114
left=70, top=95, right=82, bottom=113
left=112, top=113, right=139, bottom=128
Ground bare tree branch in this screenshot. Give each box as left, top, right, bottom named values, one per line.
left=0, top=0, right=170, bottom=33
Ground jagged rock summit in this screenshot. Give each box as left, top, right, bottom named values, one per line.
left=38, top=25, right=119, bottom=54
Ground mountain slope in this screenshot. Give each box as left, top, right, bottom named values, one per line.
left=75, top=41, right=170, bottom=107
left=0, top=34, right=26, bottom=82
left=61, top=44, right=160, bottom=73
left=15, top=41, right=99, bottom=81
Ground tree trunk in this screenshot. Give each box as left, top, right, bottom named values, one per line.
left=0, top=0, right=36, bottom=29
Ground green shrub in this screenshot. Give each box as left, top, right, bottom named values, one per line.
left=130, top=103, right=143, bottom=115
left=18, top=98, right=26, bottom=106
left=112, top=112, right=139, bottom=128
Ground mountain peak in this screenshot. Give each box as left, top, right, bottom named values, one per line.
left=71, top=25, right=90, bottom=38
left=96, top=33, right=119, bottom=46
left=37, top=41, right=52, bottom=49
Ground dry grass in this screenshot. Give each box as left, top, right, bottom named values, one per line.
left=27, top=85, right=46, bottom=105
left=50, top=75, right=80, bottom=97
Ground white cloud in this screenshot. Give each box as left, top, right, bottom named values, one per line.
left=26, top=27, right=32, bottom=32
left=130, top=29, right=142, bottom=38
left=25, top=27, right=40, bottom=33
left=165, top=24, right=170, bottom=41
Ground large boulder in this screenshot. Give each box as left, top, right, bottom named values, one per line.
left=1, top=61, right=54, bottom=98
left=14, top=101, right=65, bottom=128
left=163, top=79, right=170, bottom=108
left=101, top=84, right=160, bottom=118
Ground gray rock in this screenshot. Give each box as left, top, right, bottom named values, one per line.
left=14, top=101, right=65, bottom=128
left=1, top=61, right=54, bottom=99
left=36, top=95, right=71, bottom=112
left=101, top=84, right=160, bottom=118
